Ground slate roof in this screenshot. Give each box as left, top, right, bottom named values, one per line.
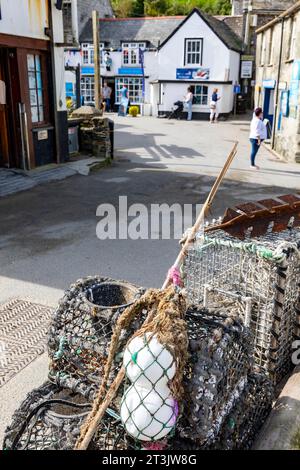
left=80, top=9, right=244, bottom=52
left=80, top=16, right=185, bottom=48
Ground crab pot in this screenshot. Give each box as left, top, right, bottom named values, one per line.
left=213, top=372, right=274, bottom=450
left=184, top=228, right=300, bottom=384
left=48, top=276, right=144, bottom=395
left=177, top=306, right=253, bottom=446
left=3, top=382, right=135, bottom=451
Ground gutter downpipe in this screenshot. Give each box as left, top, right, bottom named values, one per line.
left=48, top=0, right=61, bottom=164
left=271, top=17, right=284, bottom=150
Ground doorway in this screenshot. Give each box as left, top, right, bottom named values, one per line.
left=263, top=87, right=275, bottom=128
left=0, top=47, right=22, bottom=168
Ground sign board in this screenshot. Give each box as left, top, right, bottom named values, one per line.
left=37, top=130, right=48, bottom=141
left=176, top=68, right=210, bottom=80
left=241, top=55, right=254, bottom=61
left=241, top=61, right=253, bottom=78
left=280, top=90, right=289, bottom=117
left=233, top=84, right=241, bottom=94
left=64, top=50, right=82, bottom=68
left=118, top=68, right=143, bottom=76
left=279, top=82, right=287, bottom=90
left=289, top=61, right=300, bottom=118
left=262, top=79, right=276, bottom=89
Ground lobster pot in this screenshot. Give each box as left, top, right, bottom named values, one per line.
left=48, top=276, right=144, bottom=396
left=184, top=229, right=300, bottom=384
left=177, top=307, right=253, bottom=446
left=3, top=382, right=135, bottom=451
left=214, top=372, right=274, bottom=450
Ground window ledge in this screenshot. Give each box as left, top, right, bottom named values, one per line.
left=267, top=64, right=274, bottom=67
left=285, top=58, right=294, bottom=64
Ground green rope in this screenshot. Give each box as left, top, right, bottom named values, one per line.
left=198, top=237, right=287, bottom=263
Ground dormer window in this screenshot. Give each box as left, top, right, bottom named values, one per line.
left=122, top=43, right=146, bottom=67
left=184, top=39, right=203, bottom=66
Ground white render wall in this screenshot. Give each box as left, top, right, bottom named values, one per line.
left=157, top=11, right=240, bottom=114
left=0, top=0, right=49, bottom=39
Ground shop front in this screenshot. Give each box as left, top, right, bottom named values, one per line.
left=0, top=34, right=55, bottom=169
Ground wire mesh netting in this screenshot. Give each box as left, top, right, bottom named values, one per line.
left=177, top=306, right=253, bottom=446
left=48, top=276, right=145, bottom=396
left=3, top=381, right=136, bottom=451
left=183, top=228, right=300, bottom=383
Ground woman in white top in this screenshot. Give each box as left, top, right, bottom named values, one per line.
left=249, top=107, right=267, bottom=169
left=184, top=86, right=194, bottom=121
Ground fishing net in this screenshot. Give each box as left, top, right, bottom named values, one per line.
left=48, top=276, right=145, bottom=397
left=184, top=228, right=300, bottom=384
left=177, top=306, right=253, bottom=446
left=3, top=382, right=136, bottom=451
left=171, top=371, right=273, bottom=450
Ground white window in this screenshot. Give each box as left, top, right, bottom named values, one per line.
left=260, top=33, right=266, bottom=65
left=116, top=78, right=143, bottom=104
left=185, top=39, right=202, bottom=66
left=80, top=76, right=95, bottom=103
left=268, top=28, right=273, bottom=65
left=193, top=85, right=208, bottom=105
left=122, top=43, right=146, bottom=66
left=81, top=43, right=104, bottom=65
left=288, top=17, right=297, bottom=60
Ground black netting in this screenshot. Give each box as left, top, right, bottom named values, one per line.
left=3, top=382, right=136, bottom=451
left=48, top=276, right=145, bottom=396
left=177, top=306, right=253, bottom=445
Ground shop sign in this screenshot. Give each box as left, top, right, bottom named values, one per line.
left=241, top=61, right=253, bottom=78
left=176, top=68, right=210, bottom=80
left=37, top=130, right=48, bottom=141
left=233, top=84, right=241, bottom=94
left=118, top=68, right=143, bottom=76
left=241, top=55, right=254, bottom=61
left=65, top=51, right=82, bottom=68
left=262, top=79, right=276, bottom=89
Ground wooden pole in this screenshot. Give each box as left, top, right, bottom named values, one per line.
left=162, top=142, right=238, bottom=289
left=75, top=142, right=238, bottom=450
left=92, top=10, right=101, bottom=110
left=76, top=368, right=126, bottom=450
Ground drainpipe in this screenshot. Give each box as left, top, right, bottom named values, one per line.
left=48, top=0, right=61, bottom=164
left=271, top=18, right=284, bottom=150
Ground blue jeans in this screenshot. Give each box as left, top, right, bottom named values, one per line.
left=250, top=138, right=261, bottom=166
left=104, top=98, right=111, bottom=112
left=186, top=101, right=192, bottom=121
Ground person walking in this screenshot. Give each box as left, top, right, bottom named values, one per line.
left=184, top=86, right=194, bottom=121
left=118, top=85, right=129, bottom=116
left=249, top=107, right=267, bottom=170
left=102, top=82, right=112, bottom=112
left=210, top=88, right=221, bottom=123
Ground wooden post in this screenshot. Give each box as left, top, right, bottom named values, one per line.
left=92, top=10, right=101, bottom=110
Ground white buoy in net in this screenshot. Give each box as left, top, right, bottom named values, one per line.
left=120, top=333, right=178, bottom=441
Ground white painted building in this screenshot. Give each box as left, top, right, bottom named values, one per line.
left=66, top=8, right=243, bottom=118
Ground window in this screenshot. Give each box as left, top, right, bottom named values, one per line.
left=260, top=33, right=266, bottom=65
left=27, top=54, right=45, bottom=123
left=122, top=43, right=145, bottom=66
left=81, top=43, right=104, bottom=65
left=185, top=39, right=203, bottom=66
left=81, top=76, right=95, bottom=103
left=287, top=17, right=297, bottom=60
left=116, top=78, right=143, bottom=104
left=268, top=28, right=273, bottom=64
left=193, top=85, right=208, bottom=105
left=62, top=0, right=73, bottom=43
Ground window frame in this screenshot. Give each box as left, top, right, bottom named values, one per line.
left=81, top=43, right=104, bottom=65
left=260, top=33, right=266, bottom=66
left=191, top=84, right=208, bottom=106
left=121, top=42, right=146, bottom=67
left=115, top=77, right=143, bottom=104
left=27, top=52, right=49, bottom=126
left=287, top=16, right=297, bottom=60
left=267, top=28, right=274, bottom=65
left=80, top=75, right=95, bottom=104
left=184, top=38, right=203, bottom=66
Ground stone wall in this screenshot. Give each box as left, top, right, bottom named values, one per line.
left=255, top=9, right=300, bottom=162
